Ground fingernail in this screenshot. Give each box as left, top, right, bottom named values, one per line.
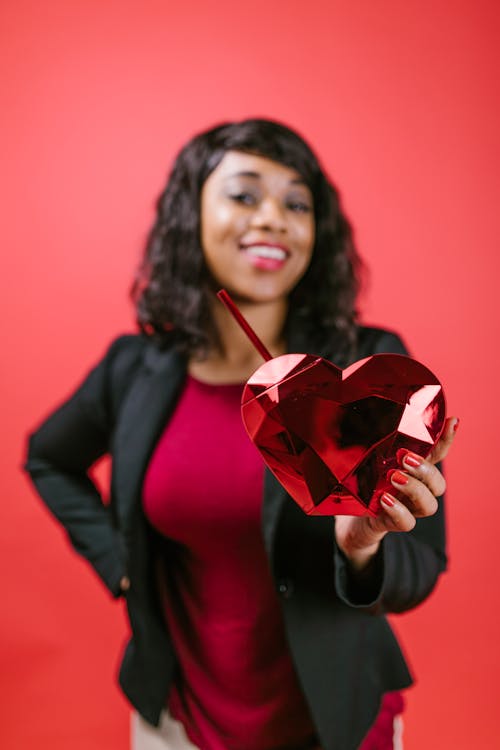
left=380, top=492, right=396, bottom=507
left=453, top=418, right=460, bottom=433
left=388, top=469, right=409, bottom=485
left=403, top=452, right=423, bottom=468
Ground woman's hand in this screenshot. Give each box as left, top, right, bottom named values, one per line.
left=334, top=416, right=459, bottom=572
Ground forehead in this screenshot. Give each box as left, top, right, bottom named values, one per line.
left=206, top=150, right=307, bottom=188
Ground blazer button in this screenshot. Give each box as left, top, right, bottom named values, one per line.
left=277, top=578, right=294, bottom=599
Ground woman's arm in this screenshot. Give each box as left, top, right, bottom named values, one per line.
left=333, top=327, right=454, bottom=613
left=24, top=336, right=144, bottom=597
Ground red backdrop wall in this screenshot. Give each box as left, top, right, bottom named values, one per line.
left=2, top=1, right=499, bottom=748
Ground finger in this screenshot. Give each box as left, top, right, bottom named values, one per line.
left=379, top=492, right=418, bottom=531
left=399, top=451, right=446, bottom=498
left=427, top=416, right=460, bottom=465
left=388, top=469, right=439, bottom=518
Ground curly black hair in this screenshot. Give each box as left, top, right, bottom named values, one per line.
left=131, top=118, right=364, bottom=358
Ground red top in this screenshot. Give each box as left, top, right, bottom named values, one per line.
left=143, top=376, right=316, bottom=750
left=143, top=375, right=403, bottom=750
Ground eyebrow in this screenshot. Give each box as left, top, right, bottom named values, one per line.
left=227, top=170, right=307, bottom=186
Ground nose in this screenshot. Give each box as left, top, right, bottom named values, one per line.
left=250, top=197, right=287, bottom=232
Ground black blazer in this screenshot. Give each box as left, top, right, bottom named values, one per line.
left=25, top=325, right=446, bottom=750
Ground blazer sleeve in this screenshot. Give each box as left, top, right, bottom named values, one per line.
left=333, top=328, right=447, bottom=614
left=24, top=335, right=145, bottom=597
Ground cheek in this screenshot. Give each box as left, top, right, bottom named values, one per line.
left=201, top=205, right=243, bottom=251
left=296, top=217, right=315, bottom=257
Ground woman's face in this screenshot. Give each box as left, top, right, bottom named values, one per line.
left=200, top=150, right=315, bottom=304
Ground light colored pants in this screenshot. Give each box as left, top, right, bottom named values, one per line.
left=392, top=716, right=404, bottom=750
left=131, top=711, right=200, bottom=750
left=131, top=710, right=403, bottom=749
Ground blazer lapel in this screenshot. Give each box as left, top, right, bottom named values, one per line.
left=112, top=343, right=186, bottom=534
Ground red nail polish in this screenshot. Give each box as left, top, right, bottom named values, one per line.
left=453, top=418, right=460, bottom=433
left=390, top=470, right=409, bottom=485
left=380, top=492, right=396, bottom=507
left=396, top=448, right=409, bottom=464
left=404, top=452, right=423, bottom=468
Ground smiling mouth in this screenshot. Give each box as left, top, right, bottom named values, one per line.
left=240, top=244, right=289, bottom=261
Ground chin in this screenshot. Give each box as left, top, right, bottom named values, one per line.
left=227, top=286, right=288, bottom=306
left=209, top=270, right=299, bottom=306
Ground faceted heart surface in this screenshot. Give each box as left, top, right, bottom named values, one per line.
left=241, top=353, right=445, bottom=517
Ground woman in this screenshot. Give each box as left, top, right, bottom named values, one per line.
left=25, top=119, right=457, bottom=750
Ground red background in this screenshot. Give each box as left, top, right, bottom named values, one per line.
left=2, top=1, right=499, bottom=748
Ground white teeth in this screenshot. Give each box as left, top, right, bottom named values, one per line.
left=244, top=245, right=287, bottom=260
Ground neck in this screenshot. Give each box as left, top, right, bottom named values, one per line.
left=188, top=295, right=288, bottom=384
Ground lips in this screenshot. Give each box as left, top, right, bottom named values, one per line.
left=240, top=242, right=290, bottom=269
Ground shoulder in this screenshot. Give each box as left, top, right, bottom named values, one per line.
left=102, top=332, right=178, bottom=370
left=73, top=334, right=153, bottom=419
left=355, top=325, right=409, bottom=358
left=105, top=333, right=149, bottom=359
left=99, top=333, right=163, bottom=401
left=100, top=334, right=184, bottom=414
left=95, top=334, right=148, bottom=384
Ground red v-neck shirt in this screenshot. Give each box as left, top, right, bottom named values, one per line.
left=143, top=376, right=316, bottom=750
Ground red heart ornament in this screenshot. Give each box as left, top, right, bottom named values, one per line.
left=241, top=353, right=445, bottom=517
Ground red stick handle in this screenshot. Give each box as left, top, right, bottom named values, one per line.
left=217, top=289, right=273, bottom=362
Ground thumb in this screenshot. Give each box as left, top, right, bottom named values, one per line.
left=427, top=416, right=459, bottom=464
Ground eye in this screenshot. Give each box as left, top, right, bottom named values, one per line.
left=286, top=199, right=312, bottom=213
left=230, top=192, right=257, bottom=206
